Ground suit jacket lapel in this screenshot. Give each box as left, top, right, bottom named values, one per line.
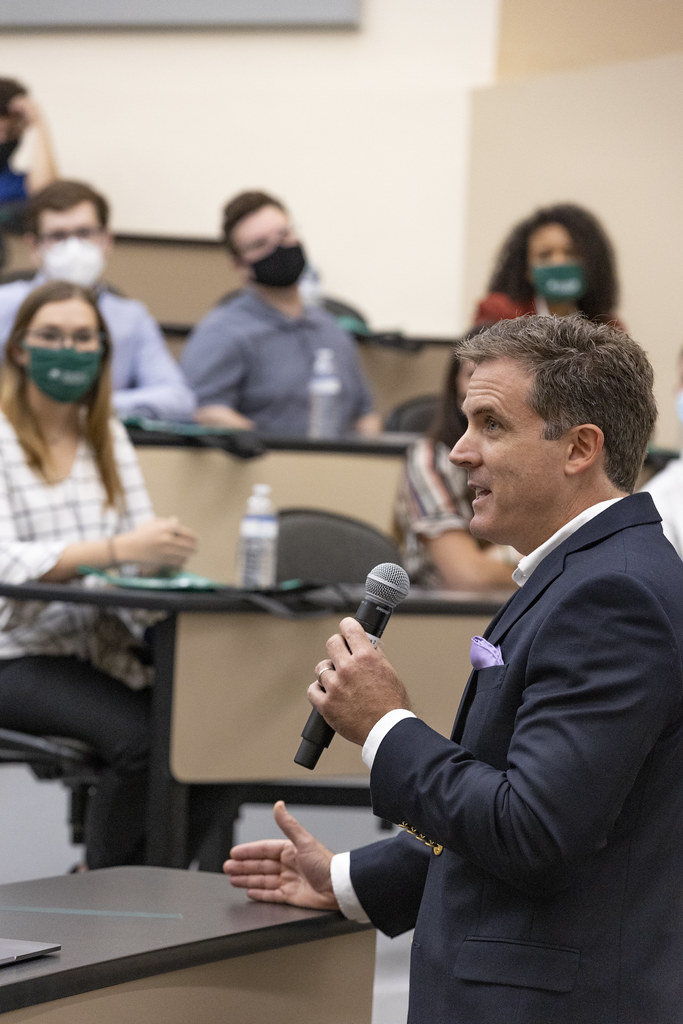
left=451, top=493, right=662, bottom=742
left=486, top=492, right=661, bottom=648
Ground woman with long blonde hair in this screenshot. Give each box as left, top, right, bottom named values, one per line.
left=0, top=280, right=196, bottom=868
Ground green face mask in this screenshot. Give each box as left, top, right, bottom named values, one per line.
left=531, top=262, right=586, bottom=303
left=23, top=345, right=102, bottom=403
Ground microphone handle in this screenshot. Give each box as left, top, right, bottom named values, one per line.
left=294, top=709, right=336, bottom=770
left=354, top=598, right=392, bottom=647
left=294, top=598, right=394, bottom=769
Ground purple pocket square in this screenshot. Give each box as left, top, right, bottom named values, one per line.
left=470, top=635, right=504, bottom=670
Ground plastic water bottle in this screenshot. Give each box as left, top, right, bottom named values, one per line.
left=308, top=348, right=343, bottom=439
left=236, top=484, right=279, bottom=588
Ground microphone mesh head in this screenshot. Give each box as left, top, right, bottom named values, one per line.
left=365, top=563, right=410, bottom=607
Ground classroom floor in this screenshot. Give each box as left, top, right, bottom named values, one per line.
left=0, top=767, right=410, bottom=1023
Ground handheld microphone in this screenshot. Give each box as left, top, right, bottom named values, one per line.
left=294, top=562, right=410, bottom=770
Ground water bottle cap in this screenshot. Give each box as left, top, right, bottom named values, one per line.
left=247, top=483, right=274, bottom=515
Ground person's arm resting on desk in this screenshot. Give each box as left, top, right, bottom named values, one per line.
left=354, top=411, right=382, bottom=436
left=194, top=404, right=255, bottom=430
left=427, top=530, right=516, bottom=591
left=105, top=298, right=196, bottom=422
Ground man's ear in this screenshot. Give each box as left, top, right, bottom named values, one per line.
left=564, top=424, right=604, bottom=476
left=26, top=233, right=43, bottom=270
left=100, top=229, right=113, bottom=260
left=230, top=253, right=250, bottom=289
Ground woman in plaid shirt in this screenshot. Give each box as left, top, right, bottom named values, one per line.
left=0, top=280, right=196, bottom=868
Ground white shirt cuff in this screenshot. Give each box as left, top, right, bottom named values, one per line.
left=330, top=709, right=417, bottom=924
left=362, top=709, right=416, bottom=770
left=330, top=851, right=371, bottom=924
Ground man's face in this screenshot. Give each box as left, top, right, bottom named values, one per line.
left=451, top=357, right=575, bottom=555
left=231, top=204, right=299, bottom=272
left=31, top=201, right=111, bottom=269
left=526, top=222, right=578, bottom=274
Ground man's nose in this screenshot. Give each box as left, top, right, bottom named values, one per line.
left=450, top=430, right=477, bottom=467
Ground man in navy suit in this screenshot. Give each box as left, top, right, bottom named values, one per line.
left=225, top=315, right=683, bottom=1024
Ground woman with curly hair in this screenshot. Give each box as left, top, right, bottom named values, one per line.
left=473, top=202, right=621, bottom=327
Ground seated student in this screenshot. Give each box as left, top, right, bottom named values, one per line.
left=0, top=280, right=197, bottom=868
left=473, top=202, right=622, bottom=327
left=641, top=456, right=683, bottom=558
left=0, top=77, right=57, bottom=208
left=0, top=179, right=196, bottom=422
left=640, top=345, right=683, bottom=559
left=394, top=353, right=517, bottom=591
left=180, top=189, right=381, bottom=437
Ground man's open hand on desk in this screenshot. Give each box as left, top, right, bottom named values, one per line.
left=223, top=801, right=338, bottom=911
left=310, top=617, right=412, bottom=746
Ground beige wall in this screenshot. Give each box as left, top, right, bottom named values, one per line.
left=2, top=1, right=498, bottom=336
left=464, top=4, right=683, bottom=448
left=497, top=0, right=683, bottom=79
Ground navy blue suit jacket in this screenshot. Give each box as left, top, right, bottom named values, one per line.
left=350, top=493, right=683, bottom=1024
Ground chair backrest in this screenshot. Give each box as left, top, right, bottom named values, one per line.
left=320, top=296, right=371, bottom=337
left=276, top=507, right=402, bottom=585
left=384, top=393, right=439, bottom=433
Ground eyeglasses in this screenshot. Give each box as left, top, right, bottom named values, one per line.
left=238, top=224, right=298, bottom=260
left=24, top=328, right=106, bottom=349
left=36, top=227, right=104, bottom=246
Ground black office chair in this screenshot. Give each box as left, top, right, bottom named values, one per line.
left=276, top=507, right=402, bottom=584
left=384, top=393, right=440, bottom=433
left=0, top=728, right=102, bottom=846
left=197, top=509, right=402, bottom=870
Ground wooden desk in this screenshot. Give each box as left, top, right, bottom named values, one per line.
left=131, top=432, right=412, bottom=581
left=0, top=866, right=374, bottom=1021
left=0, top=581, right=503, bottom=869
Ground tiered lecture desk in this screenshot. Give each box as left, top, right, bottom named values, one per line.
left=0, top=576, right=504, bottom=870
left=0, top=866, right=374, bottom=1021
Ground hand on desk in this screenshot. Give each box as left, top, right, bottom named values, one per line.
left=117, top=516, right=197, bottom=568
left=310, top=618, right=412, bottom=747
left=224, top=801, right=338, bottom=911
left=194, top=404, right=255, bottom=431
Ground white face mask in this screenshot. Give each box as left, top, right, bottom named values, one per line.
left=42, top=237, right=106, bottom=288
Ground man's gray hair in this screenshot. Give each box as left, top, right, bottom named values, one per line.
left=456, top=315, right=657, bottom=493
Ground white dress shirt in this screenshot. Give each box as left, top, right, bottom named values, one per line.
left=330, top=497, right=623, bottom=922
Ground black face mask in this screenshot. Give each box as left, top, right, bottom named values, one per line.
left=0, top=139, right=19, bottom=172
left=250, top=243, right=306, bottom=288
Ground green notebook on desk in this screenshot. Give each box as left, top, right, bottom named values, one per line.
left=80, top=568, right=222, bottom=591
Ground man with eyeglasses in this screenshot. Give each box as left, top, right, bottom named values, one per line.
left=0, top=179, right=196, bottom=422
left=180, top=189, right=380, bottom=437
